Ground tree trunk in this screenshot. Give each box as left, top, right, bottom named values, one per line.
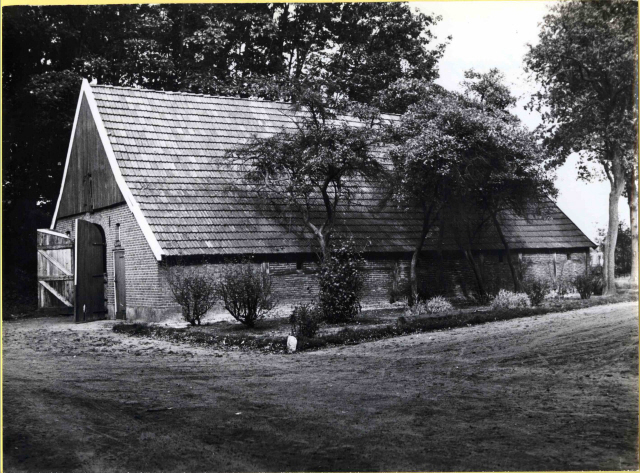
left=410, top=219, right=433, bottom=305
left=463, top=249, right=486, bottom=297
left=604, top=159, right=625, bottom=295
left=409, top=202, right=437, bottom=305
left=491, top=212, right=521, bottom=292
left=628, top=169, right=638, bottom=284
left=409, top=249, right=419, bottom=306
left=318, top=233, right=328, bottom=262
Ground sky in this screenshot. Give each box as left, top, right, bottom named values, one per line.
left=411, top=0, right=631, bottom=242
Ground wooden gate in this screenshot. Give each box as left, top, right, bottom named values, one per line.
left=75, top=219, right=107, bottom=322
left=37, top=229, right=74, bottom=311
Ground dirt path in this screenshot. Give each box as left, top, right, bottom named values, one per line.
left=3, top=302, right=638, bottom=472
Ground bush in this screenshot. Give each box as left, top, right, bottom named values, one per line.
left=574, top=273, right=603, bottom=299
left=592, top=274, right=604, bottom=296
left=490, top=290, right=531, bottom=310
left=319, top=240, right=364, bottom=323
left=554, top=276, right=574, bottom=297
left=522, top=278, right=550, bottom=306
left=405, top=302, right=426, bottom=317
left=574, top=274, right=593, bottom=299
left=424, top=295, right=454, bottom=313
left=165, top=266, right=217, bottom=326
left=289, top=304, right=322, bottom=338
left=215, top=260, right=276, bottom=327
left=405, top=296, right=454, bottom=317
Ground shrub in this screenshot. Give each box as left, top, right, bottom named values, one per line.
left=591, top=274, right=604, bottom=296
left=165, top=266, right=217, bottom=326
left=574, top=273, right=603, bottom=299
left=554, top=276, right=574, bottom=297
left=490, top=290, right=531, bottom=310
left=574, top=274, right=593, bottom=299
left=405, top=296, right=454, bottom=317
left=289, top=304, right=322, bottom=338
left=405, top=301, right=427, bottom=317
left=215, top=260, right=276, bottom=327
left=319, top=240, right=364, bottom=323
left=424, top=295, right=454, bottom=313
left=522, top=278, right=550, bottom=306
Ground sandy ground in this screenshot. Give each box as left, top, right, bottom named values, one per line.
left=3, top=301, right=638, bottom=472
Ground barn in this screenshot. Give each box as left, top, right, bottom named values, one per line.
left=38, top=80, right=596, bottom=322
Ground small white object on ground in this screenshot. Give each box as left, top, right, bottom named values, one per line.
left=287, top=336, right=297, bottom=353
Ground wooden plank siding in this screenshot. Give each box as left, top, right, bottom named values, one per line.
left=37, top=230, right=74, bottom=309
left=57, top=94, right=124, bottom=218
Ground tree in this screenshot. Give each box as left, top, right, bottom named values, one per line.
left=387, top=86, right=456, bottom=302
left=597, top=222, right=633, bottom=276
left=2, top=3, right=445, bottom=307
left=233, top=89, right=386, bottom=261
left=624, top=161, right=638, bottom=283
left=525, top=0, right=638, bottom=294
left=615, top=223, right=633, bottom=276
left=461, top=68, right=517, bottom=112
left=314, top=2, right=446, bottom=105
left=390, top=83, right=555, bottom=299
left=377, top=78, right=446, bottom=115
left=460, top=68, right=556, bottom=292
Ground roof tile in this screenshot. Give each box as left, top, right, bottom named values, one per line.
left=92, top=84, right=595, bottom=256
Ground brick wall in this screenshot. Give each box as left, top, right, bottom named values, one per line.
left=55, top=207, right=590, bottom=322
left=156, top=260, right=320, bottom=316
left=415, top=250, right=589, bottom=299
left=521, top=251, right=589, bottom=282
left=55, top=204, right=175, bottom=320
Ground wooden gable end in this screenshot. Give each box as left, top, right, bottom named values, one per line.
left=57, top=94, right=124, bottom=218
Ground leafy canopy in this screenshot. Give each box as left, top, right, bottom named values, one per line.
left=2, top=2, right=446, bottom=297
left=233, top=89, right=387, bottom=256
left=389, top=72, right=556, bottom=295
left=391, top=81, right=556, bottom=225
left=3, top=2, right=445, bottom=208
left=524, top=0, right=638, bottom=178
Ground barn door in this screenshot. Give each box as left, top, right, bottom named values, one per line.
left=37, top=229, right=74, bottom=312
left=75, top=219, right=107, bottom=322
left=114, top=250, right=126, bottom=320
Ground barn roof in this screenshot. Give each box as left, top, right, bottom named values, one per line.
left=56, top=81, right=596, bottom=259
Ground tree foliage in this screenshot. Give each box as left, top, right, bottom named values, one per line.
left=3, top=2, right=444, bottom=209
left=2, top=2, right=445, bottom=303
left=390, top=71, right=556, bottom=298
left=462, top=68, right=517, bottom=112
left=597, top=222, right=633, bottom=276
left=524, top=0, right=638, bottom=294
left=525, top=1, right=637, bottom=171
left=235, top=89, right=387, bottom=259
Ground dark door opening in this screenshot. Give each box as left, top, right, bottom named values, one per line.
left=75, top=219, right=107, bottom=323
